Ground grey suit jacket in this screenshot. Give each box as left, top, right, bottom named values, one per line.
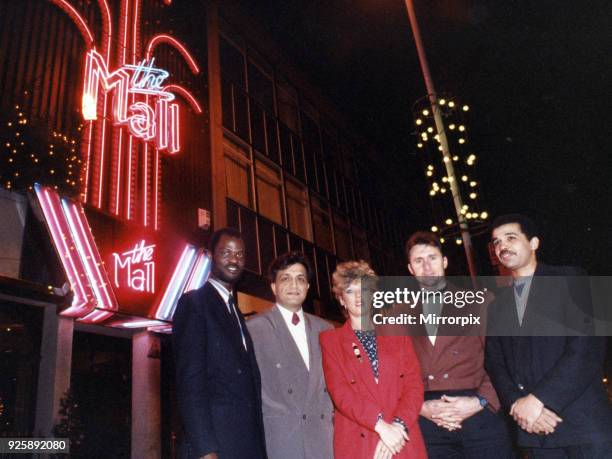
left=247, top=305, right=334, bottom=459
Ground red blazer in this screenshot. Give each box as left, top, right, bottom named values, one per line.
left=320, top=322, right=427, bottom=459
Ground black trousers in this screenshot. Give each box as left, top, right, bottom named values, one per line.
left=523, top=441, right=612, bottom=459
left=418, top=389, right=515, bottom=459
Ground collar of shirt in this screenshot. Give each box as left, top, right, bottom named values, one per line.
left=513, top=275, right=533, bottom=299
left=208, top=278, right=231, bottom=312
left=421, top=279, right=447, bottom=303
left=276, top=303, right=305, bottom=328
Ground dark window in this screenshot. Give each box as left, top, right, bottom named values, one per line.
left=227, top=199, right=239, bottom=229
left=240, top=208, right=259, bottom=273
left=233, top=89, right=249, bottom=141
left=289, top=233, right=303, bottom=253
left=220, top=37, right=245, bottom=88
left=301, top=113, right=321, bottom=192
left=280, top=123, right=294, bottom=175
left=221, top=78, right=234, bottom=130
left=266, top=113, right=280, bottom=164
left=274, top=226, right=289, bottom=257
left=250, top=101, right=266, bottom=153
left=258, top=219, right=275, bottom=277
left=247, top=61, right=273, bottom=113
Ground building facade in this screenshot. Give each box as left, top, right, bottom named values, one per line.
left=0, top=0, right=416, bottom=456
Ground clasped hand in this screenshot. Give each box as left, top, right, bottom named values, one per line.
left=510, top=394, right=562, bottom=435
left=373, top=419, right=409, bottom=458
left=421, top=395, right=482, bottom=431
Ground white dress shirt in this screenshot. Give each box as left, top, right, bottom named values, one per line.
left=209, top=278, right=247, bottom=350
left=276, top=304, right=310, bottom=370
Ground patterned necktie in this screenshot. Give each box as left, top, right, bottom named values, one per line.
left=291, top=312, right=300, bottom=325
left=228, top=293, right=247, bottom=350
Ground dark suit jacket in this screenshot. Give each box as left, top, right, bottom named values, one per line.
left=173, top=282, right=267, bottom=459
left=485, top=263, right=612, bottom=448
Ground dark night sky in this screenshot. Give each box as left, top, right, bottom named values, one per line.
left=238, top=0, right=612, bottom=274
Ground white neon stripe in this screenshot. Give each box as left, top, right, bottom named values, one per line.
left=119, top=319, right=166, bottom=328
left=61, top=200, right=107, bottom=309
left=35, top=186, right=90, bottom=312
left=185, top=251, right=211, bottom=292
left=64, top=199, right=118, bottom=311
left=155, top=245, right=197, bottom=320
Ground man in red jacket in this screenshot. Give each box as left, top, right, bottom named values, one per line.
left=405, top=231, right=513, bottom=459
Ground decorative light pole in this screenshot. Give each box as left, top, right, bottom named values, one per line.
left=404, top=0, right=477, bottom=279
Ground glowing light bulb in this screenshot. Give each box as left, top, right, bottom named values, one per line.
left=431, top=226, right=439, bottom=232
left=416, top=118, right=423, bottom=125
left=462, top=105, right=469, bottom=111
left=480, top=212, right=488, bottom=219
left=470, top=192, right=477, bottom=199
left=422, top=109, right=429, bottom=116
left=445, top=218, right=453, bottom=225
left=448, top=101, right=455, bottom=108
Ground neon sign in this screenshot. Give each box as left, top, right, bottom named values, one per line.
left=112, top=239, right=156, bottom=293
left=82, top=50, right=180, bottom=153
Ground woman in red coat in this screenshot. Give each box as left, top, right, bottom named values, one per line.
left=320, top=260, right=427, bottom=459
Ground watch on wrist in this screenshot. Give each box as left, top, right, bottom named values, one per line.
left=477, top=395, right=488, bottom=408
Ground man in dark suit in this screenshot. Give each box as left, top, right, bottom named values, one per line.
left=486, top=214, right=612, bottom=458
left=405, top=231, right=513, bottom=458
left=173, top=228, right=266, bottom=459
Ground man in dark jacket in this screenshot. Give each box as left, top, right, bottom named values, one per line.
left=173, top=228, right=266, bottom=459
left=486, top=214, right=612, bottom=458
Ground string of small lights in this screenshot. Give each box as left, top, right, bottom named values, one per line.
left=1, top=97, right=82, bottom=195
left=413, top=95, right=488, bottom=244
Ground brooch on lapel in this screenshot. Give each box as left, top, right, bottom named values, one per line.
left=352, top=342, right=362, bottom=362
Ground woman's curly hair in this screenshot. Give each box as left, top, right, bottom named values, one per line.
left=331, top=260, right=376, bottom=299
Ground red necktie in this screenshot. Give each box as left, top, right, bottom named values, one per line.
left=292, top=312, right=300, bottom=325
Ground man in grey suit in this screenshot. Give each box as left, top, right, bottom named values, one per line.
left=247, top=251, right=334, bottom=459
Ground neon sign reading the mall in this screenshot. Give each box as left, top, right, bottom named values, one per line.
left=112, top=240, right=156, bottom=293
left=82, top=49, right=180, bottom=153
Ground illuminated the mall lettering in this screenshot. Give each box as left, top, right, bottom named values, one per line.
left=112, top=240, right=156, bottom=293
left=82, top=49, right=179, bottom=153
